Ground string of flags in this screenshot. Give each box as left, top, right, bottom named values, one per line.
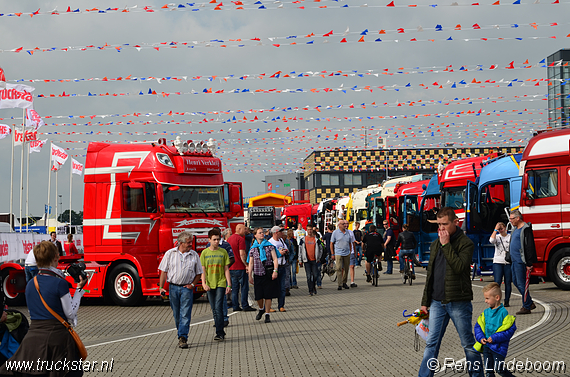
left=28, top=79, right=557, bottom=100
left=0, top=1, right=566, bottom=18
left=7, top=58, right=563, bottom=85
left=4, top=30, right=570, bottom=55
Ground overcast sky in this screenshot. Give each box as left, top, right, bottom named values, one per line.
left=0, top=0, right=566, bottom=217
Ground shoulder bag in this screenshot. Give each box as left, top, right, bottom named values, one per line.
left=33, top=276, right=88, bottom=360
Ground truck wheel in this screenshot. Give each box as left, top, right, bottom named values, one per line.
left=2, top=269, right=26, bottom=306
left=106, top=264, right=144, bottom=306
left=549, top=249, right=570, bottom=290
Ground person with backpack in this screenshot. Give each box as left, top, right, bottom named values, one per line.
left=363, top=225, right=384, bottom=282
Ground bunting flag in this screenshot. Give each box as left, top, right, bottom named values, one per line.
left=25, top=108, right=45, bottom=131
left=51, top=143, right=69, bottom=166
left=14, top=127, right=37, bottom=146
left=0, top=1, right=564, bottom=17
left=29, top=139, right=47, bottom=153
left=6, top=58, right=558, bottom=85
left=30, top=78, right=556, bottom=100
left=0, top=124, right=10, bottom=140
left=2, top=29, right=568, bottom=55
left=71, top=159, right=84, bottom=175
left=0, top=83, right=34, bottom=109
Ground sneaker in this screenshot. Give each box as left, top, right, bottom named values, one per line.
left=285, top=290, right=291, bottom=297
left=256, top=309, right=264, bottom=321
left=279, top=308, right=286, bottom=312
left=504, top=301, right=510, bottom=308
left=309, top=292, right=313, bottom=296
left=214, top=334, right=223, bottom=341
left=411, top=274, right=416, bottom=280
left=342, top=283, right=350, bottom=289
left=531, top=302, right=537, bottom=310
left=317, top=286, right=322, bottom=289
left=516, top=307, right=531, bottom=315
left=243, top=306, right=257, bottom=312
left=399, top=270, right=404, bottom=274
left=383, top=271, right=392, bottom=275
left=264, top=314, right=271, bottom=323
left=313, top=289, right=317, bottom=295
left=350, top=282, right=358, bottom=288
left=291, top=285, right=299, bottom=289
left=337, top=286, right=343, bottom=291
left=233, top=307, right=243, bottom=311
left=224, top=320, right=229, bottom=327
left=366, top=275, right=372, bottom=282
left=269, top=309, right=276, bottom=313
left=178, top=336, right=188, bottom=349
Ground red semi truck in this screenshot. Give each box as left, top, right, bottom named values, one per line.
left=519, top=129, right=570, bottom=289
left=2, top=138, right=243, bottom=306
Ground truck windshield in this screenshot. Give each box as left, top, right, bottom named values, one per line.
left=163, top=186, right=224, bottom=213
left=441, top=187, right=465, bottom=210
left=356, top=209, right=368, bottom=221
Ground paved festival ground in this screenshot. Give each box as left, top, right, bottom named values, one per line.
left=12, top=265, right=570, bottom=376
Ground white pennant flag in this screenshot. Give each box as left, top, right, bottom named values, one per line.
left=29, top=139, right=47, bottom=153
left=14, top=127, right=37, bottom=146
left=72, top=159, right=84, bottom=175
left=25, top=108, right=45, bottom=131
left=0, top=124, right=11, bottom=140
left=51, top=143, right=69, bottom=166
left=0, top=83, right=34, bottom=109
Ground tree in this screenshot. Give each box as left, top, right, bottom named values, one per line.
left=58, top=210, right=83, bottom=225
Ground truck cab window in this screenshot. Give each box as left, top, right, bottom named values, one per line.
left=442, top=188, right=465, bottom=210
left=479, top=182, right=510, bottom=232
left=528, top=169, right=558, bottom=199
left=123, top=183, right=146, bottom=212
left=163, top=185, right=224, bottom=213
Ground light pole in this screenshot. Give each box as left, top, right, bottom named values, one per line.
left=58, top=195, right=62, bottom=222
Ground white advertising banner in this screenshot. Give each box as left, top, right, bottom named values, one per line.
left=14, top=127, right=37, bottom=146
left=0, top=233, right=84, bottom=263
left=25, top=108, right=45, bottom=131
left=30, top=139, right=48, bottom=153
left=0, top=83, right=34, bottom=110
left=51, top=143, right=69, bottom=166
left=0, top=124, right=10, bottom=140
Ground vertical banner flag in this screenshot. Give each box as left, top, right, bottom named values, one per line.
left=29, top=139, right=47, bottom=153
left=25, top=108, right=44, bottom=131
left=14, top=127, right=37, bottom=146
left=72, top=159, right=84, bottom=175
left=0, top=67, right=5, bottom=89
left=0, top=124, right=11, bottom=140
left=51, top=143, right=69, bottom=167
left=0, top=83, right=34, bottom=109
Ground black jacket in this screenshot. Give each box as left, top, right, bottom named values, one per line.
left=518, top=223, right=538, bottom=267
left=395, top=230, right=417, bottom=251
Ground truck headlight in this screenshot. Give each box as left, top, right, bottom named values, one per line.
left=156, top=153, right=174, bottom=168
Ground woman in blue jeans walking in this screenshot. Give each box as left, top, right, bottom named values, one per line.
left=489, top=222, right=512, bottom=307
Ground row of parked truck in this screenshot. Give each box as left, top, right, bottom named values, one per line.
left=337, top=128, right=570, bottom=291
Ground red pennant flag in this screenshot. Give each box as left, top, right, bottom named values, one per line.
left=340, top=38, right=347, bottom=43
left=505, top=61, right=514, bottom=69
left=358, top=36, right=365, bottom=42
left=387, top=1, right=395, bottom=6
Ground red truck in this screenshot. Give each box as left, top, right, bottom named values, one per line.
left=519, top=129, right=570, bottom=289
left=2, top=138, right=243, bottom=305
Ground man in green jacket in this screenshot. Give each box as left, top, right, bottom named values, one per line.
left=418, top=207, right=483, bottom=377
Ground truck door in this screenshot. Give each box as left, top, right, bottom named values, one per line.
left=417, top=195, right=437, bottom=264
left=523, top=168, right=562, bottom=264
left=465, top=181, right=478, bottom=233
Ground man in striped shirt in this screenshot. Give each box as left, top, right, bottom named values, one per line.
left=159, top=231, right=203, bottom=349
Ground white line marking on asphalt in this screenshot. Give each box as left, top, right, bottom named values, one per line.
left=86, top=312, right=239, bottom=349
left=426, top=277, right=551, bottom=373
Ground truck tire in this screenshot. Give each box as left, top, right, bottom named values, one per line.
left=549, top=248, right=570, bottom=290
left=2, top=269, right=26, bottom=306
left=106, top=263, right=144, bottom=306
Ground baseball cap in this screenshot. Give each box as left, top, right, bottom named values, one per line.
left=271, top=226, right=283, bottom=234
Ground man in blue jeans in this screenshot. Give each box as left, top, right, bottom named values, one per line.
left=228, top=224, right=256, bottom=312
left=201, top=228, right=232, bottom=341
left=418, top=207, right=483, bottom=377
left=508, top=210, right=537, bottom=315
left=159, top=231, right=203, bottom=349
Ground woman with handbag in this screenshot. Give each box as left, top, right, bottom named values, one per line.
left=247, top=228, right=279, bottom=324
left=2, top=241, right=87, bottom=377
left=489, top=222, right=512, bottom=307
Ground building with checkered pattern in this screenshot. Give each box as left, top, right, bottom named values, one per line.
left=302, top=147, right=523, bottom=204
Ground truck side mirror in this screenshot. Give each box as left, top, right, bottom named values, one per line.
left=230, top=185, right=240, bottom=203
left=521, top=173, right=532, bottom=206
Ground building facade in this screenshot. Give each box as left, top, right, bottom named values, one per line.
left=547, top=49, right=570, bottom=128
left=260, top=172, right=305, bottom=196
left=303, top=147, right=523, bottom=204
